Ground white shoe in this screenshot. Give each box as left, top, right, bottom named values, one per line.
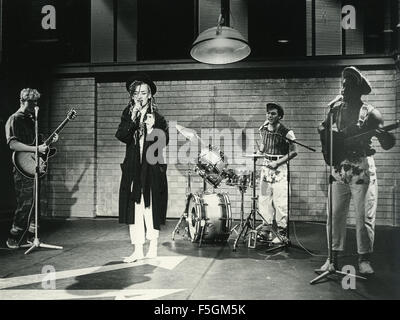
left=317, top=256, right=338, bottom=272
left=271, top=236, right=282, bottom=244
left=123, top=252, right=144, bottom=263
left=319, top=258, right=330, bottom=271
left=145, top=240, right=158, bottom=259
left=123, top=244, right=144, bottom=263
left=359, top=261, right=374, bottom=275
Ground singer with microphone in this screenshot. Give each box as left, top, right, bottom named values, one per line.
left=4, top=88, right=58, bottom=249
left=256, top=102, right=298, bottom=244
left=116, top=74, right=169, bottom=263
left=317, top=66, right=396, bottom=275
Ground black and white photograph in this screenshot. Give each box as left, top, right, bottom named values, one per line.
left=0, top=0, right=399, bottom=309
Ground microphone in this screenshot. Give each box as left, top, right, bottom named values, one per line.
left=34, top=106, right=39, bottom=119
left=328, top=95, right=343, bottom=109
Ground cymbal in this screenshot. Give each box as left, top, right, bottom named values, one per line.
left=176, top=124, right=198, bottom=140
left=243, top=153, right=265, bottom=158
left=175, top=124, right=208, bottom=146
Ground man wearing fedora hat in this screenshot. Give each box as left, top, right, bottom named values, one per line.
left=257, top=102, right=298, bottom=244
left=116, top=74, right=169, bottom=263
left=318, top=66, right=396, bottom=275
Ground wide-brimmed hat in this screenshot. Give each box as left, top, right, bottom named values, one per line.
left=266, top=102, right=284, bottom=118
left=125, top=73, right=157, bottom=95
left=342, top=66, right=371, bottom=95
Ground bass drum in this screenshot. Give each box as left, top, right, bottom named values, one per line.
left=186, top=192, right=232, bottom=243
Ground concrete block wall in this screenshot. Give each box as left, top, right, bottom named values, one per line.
left=46, top=68, right=400, bottom=226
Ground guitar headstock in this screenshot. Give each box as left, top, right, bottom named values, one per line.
left=67, top=109, right=77, bottom=120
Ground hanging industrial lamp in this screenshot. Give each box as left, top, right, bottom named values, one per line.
left=190, top=1, right=251, bottom=64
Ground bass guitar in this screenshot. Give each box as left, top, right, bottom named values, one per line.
left=320, top=120, right=399, bottom=166
left=12, top=109, right=77, bottom=178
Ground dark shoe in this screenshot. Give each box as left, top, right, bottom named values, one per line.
left=6, top=238, right=20, bottom=249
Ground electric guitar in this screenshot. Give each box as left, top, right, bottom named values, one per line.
left=320, top=120, right=399, bottom=166
left=12, top=109, right=77, bottom=178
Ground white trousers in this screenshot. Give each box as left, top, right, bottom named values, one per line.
left=327, top=179, right=377, bottom=254
left=129, top=194, right=159, bottom=245
left=258, top=162, right=288, bottom=228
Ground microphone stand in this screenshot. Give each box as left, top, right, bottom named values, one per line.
left=265, top=135, right=315, bottom=254
left=24, top=106, right=63, bottom=255
left=310, top=101, right=365, bottom=284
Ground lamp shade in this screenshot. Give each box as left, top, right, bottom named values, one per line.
left=190, top=26, right=251, bottom=64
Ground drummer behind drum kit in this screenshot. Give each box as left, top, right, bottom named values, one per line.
left=171, top=125, right=261, bottom=248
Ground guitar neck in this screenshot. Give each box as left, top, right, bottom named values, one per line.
left=44, top=117, right=71, bottom=145
left=344, top=121, right=399, bottom=142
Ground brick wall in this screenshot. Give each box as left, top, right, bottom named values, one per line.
left=47, top=78, right=96, bottom=218
left=47, top=68, right=400, bottom=226
left=395, top=66, right=400, bottom=227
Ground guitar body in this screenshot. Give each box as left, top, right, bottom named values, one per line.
left=320, top=120, right=399, bottom=166
left=11, top=109, right=77, bottom=179
left=13, top=147, right=57, bottom=179
left=319, top=128, right=345, bottom=166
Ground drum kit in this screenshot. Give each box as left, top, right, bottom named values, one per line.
left=171, top=124, right=265, bottom=249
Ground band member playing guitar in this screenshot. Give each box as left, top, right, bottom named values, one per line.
left=257, top=102, right=298, bottom=244
left=318, top=67, right=396, bottom=274
left=4, top=88, right=58, bottom=249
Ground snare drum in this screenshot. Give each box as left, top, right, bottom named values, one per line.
left=196, top=147, right=227, bottom=188
left=186, top=192, right=232, bottom=242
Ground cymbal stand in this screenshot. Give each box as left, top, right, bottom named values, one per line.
left=233, top=152, right=264, bottom=251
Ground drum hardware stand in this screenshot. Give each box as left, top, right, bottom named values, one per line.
left=232, top=152, right=264, bottom=251
left=230, top=184, right=246, bottom=235
left=171, top=162, right=210, bottom=244
left=171, top=163, right=193, bottom=241
left=265, top=136, right=316, bottom=255
left=24, top=106, right=63, bottom=255
left=198, top=217, right=208, bottom=248
left=310, top=101, right=366, bottom=284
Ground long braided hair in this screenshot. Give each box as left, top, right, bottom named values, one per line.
left=128, top=80, right=157, bottom=113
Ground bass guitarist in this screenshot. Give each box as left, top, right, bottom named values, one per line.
left=4, top=88, right=58, bottom=249
left=318, top=67, right=395, bottom=275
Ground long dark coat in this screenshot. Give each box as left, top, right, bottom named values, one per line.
left=115, top=104, right=169, bottom=229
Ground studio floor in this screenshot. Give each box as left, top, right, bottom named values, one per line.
left=0, top=218, right=399, bottom=300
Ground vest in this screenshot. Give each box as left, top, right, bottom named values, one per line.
left=259, top=122, right=290, bottom=155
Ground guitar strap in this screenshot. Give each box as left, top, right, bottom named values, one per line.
left=357, top=103, right=374, bottom=128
